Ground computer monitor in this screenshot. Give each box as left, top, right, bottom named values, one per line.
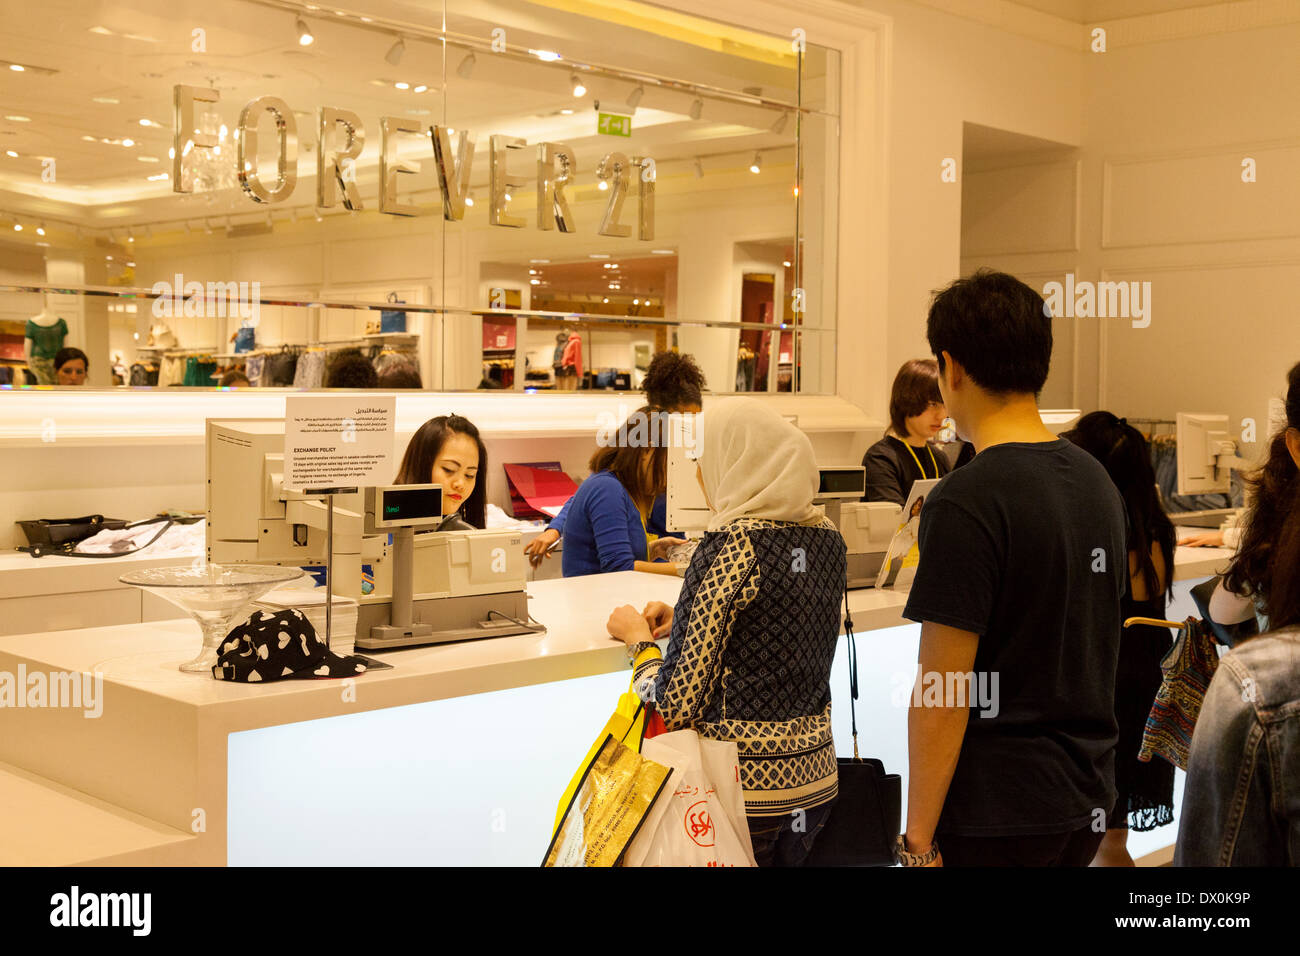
left=1176, top=412, right=1241, bottom=497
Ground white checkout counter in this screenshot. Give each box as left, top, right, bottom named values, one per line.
left=0, top=543, right=1234, bottom=866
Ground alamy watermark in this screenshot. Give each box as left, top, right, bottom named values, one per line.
left=1042, top=273, right=1151, bottom=328
left=594, top=404, right=702, bottom=456
left=892, top=669, right=1000, bottom=718
left=151, top=273, right=260, bottom=324
left=0, top=665, right=104, bottom=718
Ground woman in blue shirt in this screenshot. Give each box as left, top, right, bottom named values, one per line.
left=561, top=406, right=684, bottom=577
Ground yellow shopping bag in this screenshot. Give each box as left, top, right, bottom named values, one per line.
left=551, top=675, right=650, bottom=836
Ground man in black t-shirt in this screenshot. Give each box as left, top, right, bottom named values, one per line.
left=896, top=270, right=1127, bottom=868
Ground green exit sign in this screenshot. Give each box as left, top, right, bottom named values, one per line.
left=597, top=112, right=632, bottom=137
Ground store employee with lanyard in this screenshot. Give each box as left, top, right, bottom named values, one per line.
left=862, top=358, right=952, bottom=505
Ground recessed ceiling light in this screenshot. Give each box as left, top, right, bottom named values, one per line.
left=146, top=172, right=169, bottom=181
left=529, top=258, right=550, bottom=264
left=4, top=115, right=30, bottom=122
left=413, top=84, right=428, bottom=93
left=12, top=223, right=22, bottom=231
left=138, top=118, right=157, bottom=127
left=633, top=298, right=640, bottom=305
left=529, top=269, right=537, bottom=275
left=9, top=64, right=26, bottom=73
left=121, top=138, right=134, bottom=147
left=36, top=224, right=45, bottom=236
left=88, top=26, right=113, bottom=35
left=532, top=50, right=561, bottom=62
left=651, top=249, right=674, bottom=255
left=137, top=155, right=159, bottom=163
left=394, top=81, right=409, bottom=90
left=559, top=108, right=574, bottom=115
left=588, top=253, right=610, bottom=259
left=782, top=260, right=792, bottom=267
left=602, top=297, right=609, bottom=303
left=529, top=278, right=540, bottom=285
left=81, top=134, right=96, bottom=141
left=91, top=97, right=119, bottom=105
left=598, top=180, right=608, bottom=191
left=4, top=150, right=17, bottom=158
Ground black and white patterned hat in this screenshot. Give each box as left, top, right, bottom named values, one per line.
left=213, top=608, right=370, bottom=682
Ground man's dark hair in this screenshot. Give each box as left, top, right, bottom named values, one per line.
left=325, top=350, right=378, bottom=388
left=926, top=269, right=1051, bottom=396
left=642, top=350, right=705, bottom=409
left=53, top=347, right=89, bottom=371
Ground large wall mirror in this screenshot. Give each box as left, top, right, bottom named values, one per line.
left=0, top=0, right=840, bottom=393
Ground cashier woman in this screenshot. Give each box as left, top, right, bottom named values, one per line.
left=394, top=414, right=486, bottom=531
left=862, top=358, right=953, bottom=505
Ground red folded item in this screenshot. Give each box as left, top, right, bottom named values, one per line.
left=503, top=462, right=579, bottom=520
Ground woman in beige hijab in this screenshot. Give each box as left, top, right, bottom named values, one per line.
left=607, top=398, right=848, bottom=866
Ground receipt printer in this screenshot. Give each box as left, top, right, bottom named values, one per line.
left=837, top=501, right=903, bottom=589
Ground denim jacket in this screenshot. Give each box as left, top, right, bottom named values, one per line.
left=1175, top=627, right=1300, bottom=866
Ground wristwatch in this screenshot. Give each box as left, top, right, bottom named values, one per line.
left=894, top=834, right=939, bottom=867
left=627, top=641, right=658, bottom=664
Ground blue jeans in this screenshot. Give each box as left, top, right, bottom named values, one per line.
left=746, top=800, right=836, bottom=867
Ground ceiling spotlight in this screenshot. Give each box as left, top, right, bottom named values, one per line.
left=633, top=298, right=640, bottom=305
left=4, top=149, right=17, bottom=158
left=413, top=84, right=428, bottom=93
left=296, top=17, right=314, bottom=46
left=457, top=51, right=476, bottom=79
left=693, top=157, right=704, bottom=179
left=626, top=85, right=644, bottom=110
left=598, top=179, right=608, bottom=191
left=750, top=151, right=762, bottom=174
left=394, top=81, right=409, bottom=90
left=314, top=209, right=323, bottom=222
left=385, top=37, right=405, bottom=66
left=771, top=112, right=789, bottom=135
left=12, top=223, right=21, bottom=232
left=570, top=74, right=586, bottom=98
left=36, top=223, right=45, bottom=236
left=465, top=192, right=475, bottom=207
left=529, top=278, right=540, bottom=286
left=602, top=297, right=609, bottom=304
left=689, top=98, right=703, bottom=120
left=782, top=259, right=792, bottom=268
left=9, top=64, right=26, bottom=72
left=127, top=229, right=134, bottom=242
left=121, top=138, right=134, bottom=147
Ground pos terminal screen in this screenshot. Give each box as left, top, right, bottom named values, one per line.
left=381, top=488, right=443, bottom=524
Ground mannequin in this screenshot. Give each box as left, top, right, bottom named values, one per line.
left=24, top=310, right=68, bottom=386
left=560, top=329, right=584, bottom=390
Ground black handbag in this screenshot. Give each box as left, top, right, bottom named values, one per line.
left=804, top=591, right=902, bottom=866
left=17, top=514, right=129, bottom=549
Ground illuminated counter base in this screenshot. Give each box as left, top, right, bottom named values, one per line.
left=0, top=548, right=1232, bottom=866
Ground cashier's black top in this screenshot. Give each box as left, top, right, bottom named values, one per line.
left=902, top=438, right=1127, bottom=837
left=861, top=435, right=952, bottom=506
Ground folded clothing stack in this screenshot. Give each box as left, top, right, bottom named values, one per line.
left=251, top=588, right=359, bottom=655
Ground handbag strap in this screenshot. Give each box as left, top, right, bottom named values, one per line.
left=843, top=584, right=859, bottom=759
left=18, top=516, right=174, bottom=560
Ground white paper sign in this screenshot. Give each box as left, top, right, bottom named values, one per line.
left=284, top=395, right=396, bottom=491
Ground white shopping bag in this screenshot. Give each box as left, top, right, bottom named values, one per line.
left=623, top=729, right=758, bottom=867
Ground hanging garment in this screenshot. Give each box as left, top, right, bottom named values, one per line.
left=157, top=355, right=186, bottom=387
left=264, top=350, right=299, bottom=386
left=293, top=349, right=327, bottom=388
left=0, top=366, right=12, bottom=385
left=24, top=317, right=68, bottom=360
left=561, top=333, right=583, bottom=378
left=27, top=355, right=55, bottom=385
left=244, top=353, right=266, bottom=387
left=182, top=357, right=218, bottom=386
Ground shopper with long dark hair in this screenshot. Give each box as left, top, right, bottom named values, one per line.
left=1211, top=361, right=1300, bottom=630
left=1064, top=412, right=1178, bottom=866
left=1177, top=366, right=1300, bottom=865
left=394, top=414, right=488, bottom=530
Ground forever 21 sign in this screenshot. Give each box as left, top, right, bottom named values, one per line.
left=171, top=85, right=655, bottom=239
